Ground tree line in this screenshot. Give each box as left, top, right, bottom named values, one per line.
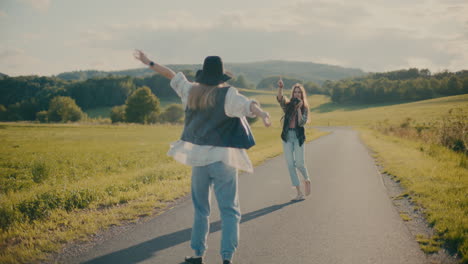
left=0, top=69, right=257, bottom=123
left=0, top=68, right=466, bottom=123
left=0, top=72, right=182, bottom=122
left=325, top=69, right=468, bottom=104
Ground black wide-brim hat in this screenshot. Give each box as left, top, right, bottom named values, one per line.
left=195, top=56, right=231, bottom=86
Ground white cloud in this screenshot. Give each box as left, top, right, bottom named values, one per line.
left=0, top=47, right=42, bottom=76
left=18, top=0, right=51, bottom=12
left=21, top=33, right=41, bottom=41
left=3, top=0, right=467, bottom=75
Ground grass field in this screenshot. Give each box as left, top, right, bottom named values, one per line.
left=0, top=87, right=327, bottom=264
left=359, top=128, right=467, bottom=262
left=310, top=94, right=468, bottom=127
left=1, top=88, right=467, bottom=263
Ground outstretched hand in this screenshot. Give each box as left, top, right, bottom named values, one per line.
left=262, top=111, right=271, bottom=127
left=133, top=49, right=151, bottom=65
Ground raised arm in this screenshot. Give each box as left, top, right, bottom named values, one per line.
left=277, top=77, right=284, bottom=101
left=133, top=50, right=175, bottom=80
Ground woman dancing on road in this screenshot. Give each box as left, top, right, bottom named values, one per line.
left=277, top=78, right=311, bottom=201
left=134, top=50, right=271, bottom=264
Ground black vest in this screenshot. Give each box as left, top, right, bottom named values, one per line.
left=181, top=87, right=255, bottom=149
left=281, top=111, right=306, bottom=146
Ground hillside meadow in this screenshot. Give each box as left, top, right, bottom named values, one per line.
left=0, top=89, right=327, bottom=263
left=0, top=88, right=466, bottom=263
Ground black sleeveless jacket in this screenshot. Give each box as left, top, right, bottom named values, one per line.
left=181, top=87, right=255, bottom=149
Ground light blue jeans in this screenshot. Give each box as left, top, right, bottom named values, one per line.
left=282, top=129, right=310, bottom=186
left=190, top=161, right=240, bottom=261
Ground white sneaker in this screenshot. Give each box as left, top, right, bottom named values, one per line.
left=291, top=194, right=305, bottom=201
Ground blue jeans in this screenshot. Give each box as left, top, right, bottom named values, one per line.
left=190, top=162, right=240, bottom=261
left=282, top=130, right=310, bottom=186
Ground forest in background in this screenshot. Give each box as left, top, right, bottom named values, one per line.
left=0, top=63, right=467, bottom=123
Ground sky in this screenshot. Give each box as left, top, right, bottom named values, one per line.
left=0, top=0, right=467, bottom=76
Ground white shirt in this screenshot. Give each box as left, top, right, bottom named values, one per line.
left=167, top=72, right=257, bottom=173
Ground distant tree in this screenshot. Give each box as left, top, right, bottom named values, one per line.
left=229, top=75, right=252, bottom=89
left=160, top=104, right=184, bottom=123
left=0, top=104, right=6, bottom=121
left=68, top=76, right=135, bottom=110
left=125, top=86, right=160, bottom=124
left=303, top=81, right=323, bottom=94
left=420, top=69, right=431, bottom=77
left=462, top=77, right=468, bottom=94
left=446, top=76, right=463, bottom=95
left=36, top=111, right=48, bottom=123
left=146, top=111, right=160, bottom=124
left=110, top=105, right=126, bottom=123
left=47, top=96, right=85, bottom=122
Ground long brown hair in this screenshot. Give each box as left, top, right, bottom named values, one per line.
left=288, top=83, right=309, bottom=108
left=187, top=83, right=219, bottom=110
left=283, top=83, right=309, bottom=124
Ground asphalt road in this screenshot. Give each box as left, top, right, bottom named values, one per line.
left=67, top=127, right=428, bottom=264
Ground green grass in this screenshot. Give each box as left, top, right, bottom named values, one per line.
left=416, top=234, right=443, bottom=254
left=3, top=87, right=466, bottom=263
left=0, top=109, right=327, bottom=263
left=359, top=128, right=467, bottom=261
left=310, top=94, right=468, bottom=127
left=306, top=93, right=467, bottom=261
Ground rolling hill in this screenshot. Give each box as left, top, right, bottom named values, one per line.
left=56, top=60, right=365, bottom=85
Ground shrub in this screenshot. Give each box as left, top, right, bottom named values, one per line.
left=110, top=105, right=126, bottom=123
left=146, top=111, right=160, bottom=124
left=16, top=189, right=100, bottom=222
left=31, top=160, right=50, bottom=183
left=18, top=197, right=53, bottom=222
left=439, top=108, right=467, bottom=154
left=125, top=86, right=160, bottom=123
left=160, top=104, right=184, bottom=123
left=63, top=189, right=99, bottom=211
left=47, top=96, right=85, bottom=122
left=0, top=205, right=19, bottom=230
left=36, top=110, right=48, bottom=123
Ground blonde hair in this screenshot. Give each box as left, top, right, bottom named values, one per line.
left=288, top=83, right=309, bottom=108
left=287, top=83, right=309, bottom=123
left=187, top=84, right=218, bottom=110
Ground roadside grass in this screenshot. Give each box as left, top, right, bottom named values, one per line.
left=306, top=93, right=467, bottom=261
left=359, top=128, right=467, bottom=262
left=0, top=89, right=327, bottom=264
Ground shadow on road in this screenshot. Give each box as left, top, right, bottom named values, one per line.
left=84, top=201, right=296, bottom=264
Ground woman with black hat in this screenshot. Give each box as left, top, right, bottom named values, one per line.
left=277, top=78, right=311, bottom=201
left=134, top=50, right=271, bottom=264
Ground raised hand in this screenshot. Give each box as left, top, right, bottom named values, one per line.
left=133, top=49, right=151, bottom=65
left=278, top=77, right=284, bottom=89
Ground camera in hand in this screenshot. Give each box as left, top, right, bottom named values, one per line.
left=291, top=97, right=302, bottom=105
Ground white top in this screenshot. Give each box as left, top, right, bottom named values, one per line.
left=166, top=72, right=257, bottom=173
